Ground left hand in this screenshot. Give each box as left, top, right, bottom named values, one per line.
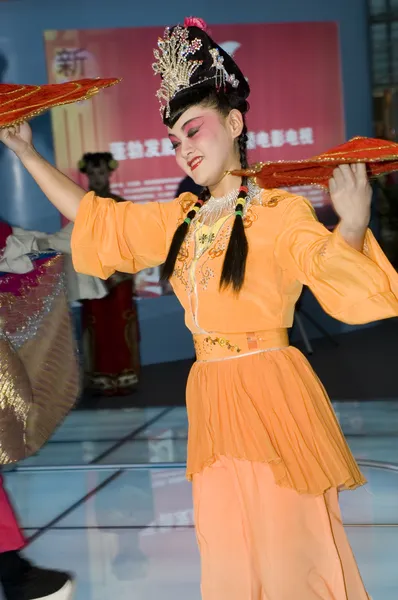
left=328, top=163, right=372, bottom=232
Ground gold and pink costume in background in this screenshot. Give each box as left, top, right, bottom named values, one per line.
left=0, top=252, right=78, bottom=464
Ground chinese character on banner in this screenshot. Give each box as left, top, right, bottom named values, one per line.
left=256, top=131, right=270, bottom=149
left=127, top=141, right=144, bottom=160
left=55, top=48, right=87, bottom=78
left=285, top=129, right=299, bottom=146
left=109, top=142, right=127, bottom=161
left=271, top=130, right=285, bottom=148
left=246, top=132, right=256, bottom=150
left=299, top=128, right=314, bottom=145
left=145, top=139, right=161, bottom=158
left=161, top=138, right=175, bottom=156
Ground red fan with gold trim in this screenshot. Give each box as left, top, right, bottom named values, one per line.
left=231, top=136, right=398, bottom=189
left=0, top=78, right=120, bottom=128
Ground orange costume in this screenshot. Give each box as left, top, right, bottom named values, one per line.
left=71, top=186, right=397, bottom=599
left=3, top=24, right=398, bottom=600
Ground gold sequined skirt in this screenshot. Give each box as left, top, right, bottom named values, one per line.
left=0, top=255, right=79, bottom=464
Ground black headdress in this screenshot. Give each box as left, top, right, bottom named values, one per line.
left=152, top=17, right=250, bottom=119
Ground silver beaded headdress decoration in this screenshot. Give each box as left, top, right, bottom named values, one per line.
left=152, top=23, right=240, bottom=118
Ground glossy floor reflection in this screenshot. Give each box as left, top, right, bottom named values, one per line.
left=4, top=400, right=398, bottom=600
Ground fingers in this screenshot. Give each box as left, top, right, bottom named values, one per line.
left=331, top=166, right=346, bottom=188
left=0, top=128, right=11, bottom=140
left=1, top=124, right=20, bottom=136
left=2, top=125, right=16, bottom=137
left=351, top=162, right=367, bottom=180
left=331, top=163, right=368, bottom=188
left=336, top=164, right=356, bottom=184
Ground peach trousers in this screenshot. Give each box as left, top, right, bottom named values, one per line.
left=193, top=457, right=370, bottom=600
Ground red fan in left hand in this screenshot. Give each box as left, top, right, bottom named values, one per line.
left=230, top=136, right=398, bottom=189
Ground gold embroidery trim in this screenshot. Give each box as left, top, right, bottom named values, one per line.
left=203, top=336, right=241, bottom=353
left=178, top=193, right=197, bottom=213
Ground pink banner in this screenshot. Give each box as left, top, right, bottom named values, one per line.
left=44, top=22, right=344, bottom=297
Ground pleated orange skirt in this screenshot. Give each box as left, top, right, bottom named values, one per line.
left=187, top=332, right=366, bottom=495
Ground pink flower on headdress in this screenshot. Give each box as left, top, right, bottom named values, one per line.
left=183, top=16, right=208, bottom=31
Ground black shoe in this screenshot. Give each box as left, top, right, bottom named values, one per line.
left=1, top=559, right=74, bottom=600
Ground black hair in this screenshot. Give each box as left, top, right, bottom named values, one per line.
left=160, top=86, right=250, bottom=293
left=78, top=152, right=118, bottom=173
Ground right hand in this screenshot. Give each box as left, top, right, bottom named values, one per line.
left=0, top=122, right=33, bottom=157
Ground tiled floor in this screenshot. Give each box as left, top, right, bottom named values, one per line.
left=4, top=400, right=398, bottom=599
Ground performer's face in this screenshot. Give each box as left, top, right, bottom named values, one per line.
left=167, top=105, right=242, bottom=187
left=86, top=160, right=111, bottom=192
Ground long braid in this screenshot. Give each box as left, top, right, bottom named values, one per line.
left=160, top=186, right=210, bottom=281
left=237, top=125, right=249, bottom=170
left=219, top=124, right=249, bottom=292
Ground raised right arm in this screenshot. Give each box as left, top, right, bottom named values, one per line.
left=0, top=122, right=84, bottom=222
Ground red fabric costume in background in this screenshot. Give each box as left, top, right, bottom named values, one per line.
left=0, top=478, right=24, bottom=553
left=77, top=153, right=141, bottom=397
left=82, top=271, right=140, bottom=395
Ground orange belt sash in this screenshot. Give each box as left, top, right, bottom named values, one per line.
left=193, top=329, right=289, bottom=362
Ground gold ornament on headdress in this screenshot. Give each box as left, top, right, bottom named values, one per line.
left=153, top=26, right=203, bottom=118
left=209, top=48, right=240, bottom=91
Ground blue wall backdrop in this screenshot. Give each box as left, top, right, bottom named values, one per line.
left=0, top=0, right=372, bottom=364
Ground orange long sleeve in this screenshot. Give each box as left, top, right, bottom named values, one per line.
left=275, top=196, right=398, bottom=324
left=71, top=191, right=181, bottom=279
